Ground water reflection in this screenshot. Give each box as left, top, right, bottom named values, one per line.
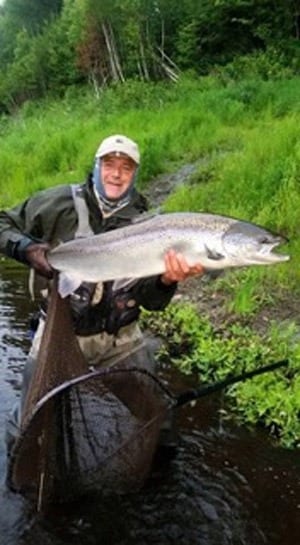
left=0, top=260, right=299, bottom=545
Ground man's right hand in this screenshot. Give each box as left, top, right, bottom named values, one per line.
left=25, top=243, right=54, bottom=278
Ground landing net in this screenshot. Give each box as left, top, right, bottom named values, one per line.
left=8, top=365, right=172, bottom=506
left=7, top=278, right=173, bottom=507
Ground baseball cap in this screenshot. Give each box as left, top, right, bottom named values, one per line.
left=95, top=134, right=140, bottom=165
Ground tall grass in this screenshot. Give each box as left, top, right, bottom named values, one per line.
left=0, top=74, right=299, bottom=294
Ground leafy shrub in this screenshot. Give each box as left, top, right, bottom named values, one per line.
left=141, top=302, right=300, bottom=447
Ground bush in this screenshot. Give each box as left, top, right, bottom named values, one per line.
left=141, top=302, right=300, bottom=448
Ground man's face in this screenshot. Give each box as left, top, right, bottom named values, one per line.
left=100, top=153, right=137, bottom=200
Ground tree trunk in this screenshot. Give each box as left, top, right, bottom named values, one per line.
left=139, top=38, right=150, bottom=80
left=102, top=21, right=124, bottom=82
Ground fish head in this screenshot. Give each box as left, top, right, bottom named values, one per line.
left=222, top=221, right=290, bottom=265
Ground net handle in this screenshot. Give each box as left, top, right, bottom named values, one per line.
left=34, top=358, right=289, bottom=412
left=175, top=359, right=289, bottom=408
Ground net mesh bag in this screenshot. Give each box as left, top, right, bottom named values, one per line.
left=7, top=278, right=173, bottom=507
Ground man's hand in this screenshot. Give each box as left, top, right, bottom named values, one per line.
left=160, top=249, right=205, bottom=285
left=25, top=243, right=54, bottom=279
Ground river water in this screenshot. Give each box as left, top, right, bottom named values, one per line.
left=0, top=260, right=299, bottom=545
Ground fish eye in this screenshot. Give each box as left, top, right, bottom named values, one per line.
left=258, top=236, right=271, bottom=244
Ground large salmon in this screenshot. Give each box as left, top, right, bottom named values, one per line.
left=48, top=212, right=289, bottom=297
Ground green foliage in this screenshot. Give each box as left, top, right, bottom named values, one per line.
left=3, top=0, right=62, bottom=35
left=0, top=0, right=299, bottom=109
left=141, top=302, right=300, bottom=447
left=218, top=47, right=299, bottom=82
left=0, top=74, right=298, bottom=298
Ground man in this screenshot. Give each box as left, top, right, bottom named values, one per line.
left=0, top=134, right=204, bottom=453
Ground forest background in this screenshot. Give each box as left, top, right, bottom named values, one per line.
left=0, top=0, right=300, bottom=448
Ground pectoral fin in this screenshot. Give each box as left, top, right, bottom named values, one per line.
left=205, top=245, right=225, bottom=261
left=58, top=272, right=83, bottom=298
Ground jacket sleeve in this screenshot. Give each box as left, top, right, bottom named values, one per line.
left=0, top=185, right=76, bottom=265
left=132, top=275, right=177, bottom=311
left=0, top=199, right=43, bottom=264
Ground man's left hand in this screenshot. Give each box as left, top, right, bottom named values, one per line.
left=160, top=249, right=205, bottom=285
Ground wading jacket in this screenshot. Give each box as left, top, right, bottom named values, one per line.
left=0, top=175, right=177, bottom=335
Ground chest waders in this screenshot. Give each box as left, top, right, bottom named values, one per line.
left=69, top=187, right=171, bottom=451
left=70, top=185, right=148, bottom=367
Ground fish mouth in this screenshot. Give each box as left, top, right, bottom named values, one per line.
left=253, top=241, right=290, bottom=264
left=259, top=252, right=289, bottom=263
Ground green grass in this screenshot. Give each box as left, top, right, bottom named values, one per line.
left=1, top=72, right=299, bottom=305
